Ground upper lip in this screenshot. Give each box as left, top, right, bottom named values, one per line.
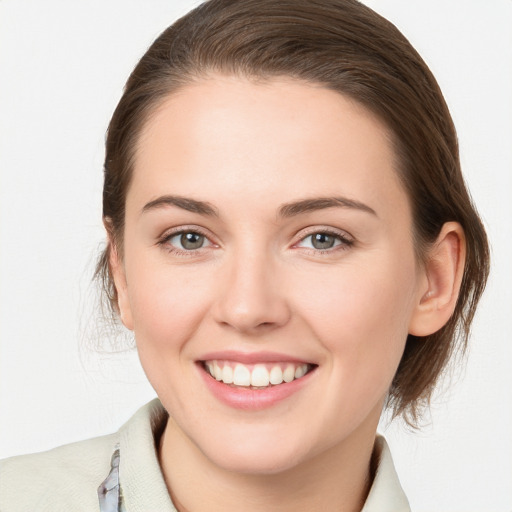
left=198, top=350, right=314, bottom=365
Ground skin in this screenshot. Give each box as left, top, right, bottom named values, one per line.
left=111, top=76, right=465, bottom=511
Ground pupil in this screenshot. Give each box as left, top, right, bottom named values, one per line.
left=312, top=233, right=335, bottom=249
left=181, top=232, right=204, bottom=250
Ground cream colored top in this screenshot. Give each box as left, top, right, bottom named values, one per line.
left=0, top=399, right=410, bottom=511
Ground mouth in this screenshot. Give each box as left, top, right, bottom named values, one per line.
left=201, top=360, right=317, bottom=389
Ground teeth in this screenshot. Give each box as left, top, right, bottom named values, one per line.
left=213, top=361, right=222, bottom=381
left=205, top=361, right=310, bottom=388
left=233, top=364, right=251, bottom=386
left=294, top=365, right=307, bottom=379
left=222, top=365, right=233, bottom=384
left=269, top=366, right=284, bottom=385
left=283, top=364, right=295, bottom=383
left=251, top=364, right=270, bottom=387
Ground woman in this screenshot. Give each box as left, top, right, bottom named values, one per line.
left=0, top=0, right=492, bottom=510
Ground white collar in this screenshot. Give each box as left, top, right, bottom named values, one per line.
left=109, top=399, right=410, bottom=511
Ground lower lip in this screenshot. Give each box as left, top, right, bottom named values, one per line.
left=198, top=364, right=315, bottom=410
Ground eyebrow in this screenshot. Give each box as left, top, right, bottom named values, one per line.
left=278, top=197, right=377, bottom=218
left=140, top=194, right=376, bottom=219
left=141, top=195, right=219, bottom=217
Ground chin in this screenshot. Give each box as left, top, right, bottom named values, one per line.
left=196, top=427, right=317, bottom=476
left=207, top=447, right=306, bottom=476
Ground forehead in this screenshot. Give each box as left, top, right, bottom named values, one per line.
left=130, top=75, right=407, bottom=221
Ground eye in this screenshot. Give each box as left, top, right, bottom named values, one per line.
left=165, top=230, right=212, bottom=251
left=296, top=231, right=352, bottom=251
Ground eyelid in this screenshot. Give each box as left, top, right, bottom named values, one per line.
left=292, top=226, right=355, bottom=251
left=157, top=225, right=218, bottom=254
left=156, top=224, right=353, bottom=255
left=158, top=224, right=213, bottom=240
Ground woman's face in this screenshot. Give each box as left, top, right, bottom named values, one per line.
left=115, top=76, right=428, bottom=473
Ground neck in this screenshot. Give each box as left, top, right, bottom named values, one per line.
left=158, top=416, right=379, bottom=512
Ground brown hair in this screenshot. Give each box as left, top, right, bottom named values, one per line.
left=96, top=0, right=490, bottom=424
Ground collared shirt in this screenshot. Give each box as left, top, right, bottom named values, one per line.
left=0, top=399, right=410, bottom=511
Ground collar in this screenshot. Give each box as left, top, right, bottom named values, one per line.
left=362, top=436, right=410, bottom=511
left=99, top=399, right=410, bottom=511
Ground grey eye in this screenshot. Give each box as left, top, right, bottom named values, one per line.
left=179, top=232, right=205, bottom=250
left=167, top=231, right=209, bottom=251
left=297, top=232, right=346, bottom=251
left=310, top=233, right=337, bottom=249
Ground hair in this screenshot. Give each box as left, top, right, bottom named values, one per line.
left=96, top=0, right=490, bottom=424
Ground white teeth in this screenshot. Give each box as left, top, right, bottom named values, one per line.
left=294, top=364, right=307, bottom=379
left=283, top=364, right=295, bottom=383
left=251, top=364, right=270, bottom=387
left=269, top=365, right=284, bottom=385
left=213, top=361, right=223, bottom=381
left=222, top=365, right=233, bottom=384
left=233, top=364, right=251, bottom=386
left=205, top=360, right=311, bottom=387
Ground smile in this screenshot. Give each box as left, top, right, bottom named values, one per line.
left=203, top=360, right=314, bottom=388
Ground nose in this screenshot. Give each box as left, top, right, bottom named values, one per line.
left=212, top=249, right=291, bottom=335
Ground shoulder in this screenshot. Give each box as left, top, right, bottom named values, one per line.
left=0, top=432, right=118, bottom=512
left=0, top=399, right=167, bottom=512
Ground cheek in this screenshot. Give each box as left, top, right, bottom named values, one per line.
left=125, top=259, right=213, bottom=354
left=295, top=256, right=416, bottom=376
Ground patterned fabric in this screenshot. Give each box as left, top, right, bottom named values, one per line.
left=98, top=444, right=126, bottom=512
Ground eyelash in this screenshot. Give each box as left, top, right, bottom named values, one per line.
left=157, top=227, right=354, bottom=256
left=157, top=226, right=215, bottom=257
left=293, top=228, right=354, bottom=255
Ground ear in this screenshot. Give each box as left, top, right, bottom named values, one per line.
left=408, top=222, right=466, bottom=337
left=107, top=231, right=134, bottom=331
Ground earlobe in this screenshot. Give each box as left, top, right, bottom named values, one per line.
left=108, top=237, right=134, bottom=331
left=409, top=222, right=466, bottom=337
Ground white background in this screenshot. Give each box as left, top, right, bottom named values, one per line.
left=1, top=1, right=511, bottom=510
